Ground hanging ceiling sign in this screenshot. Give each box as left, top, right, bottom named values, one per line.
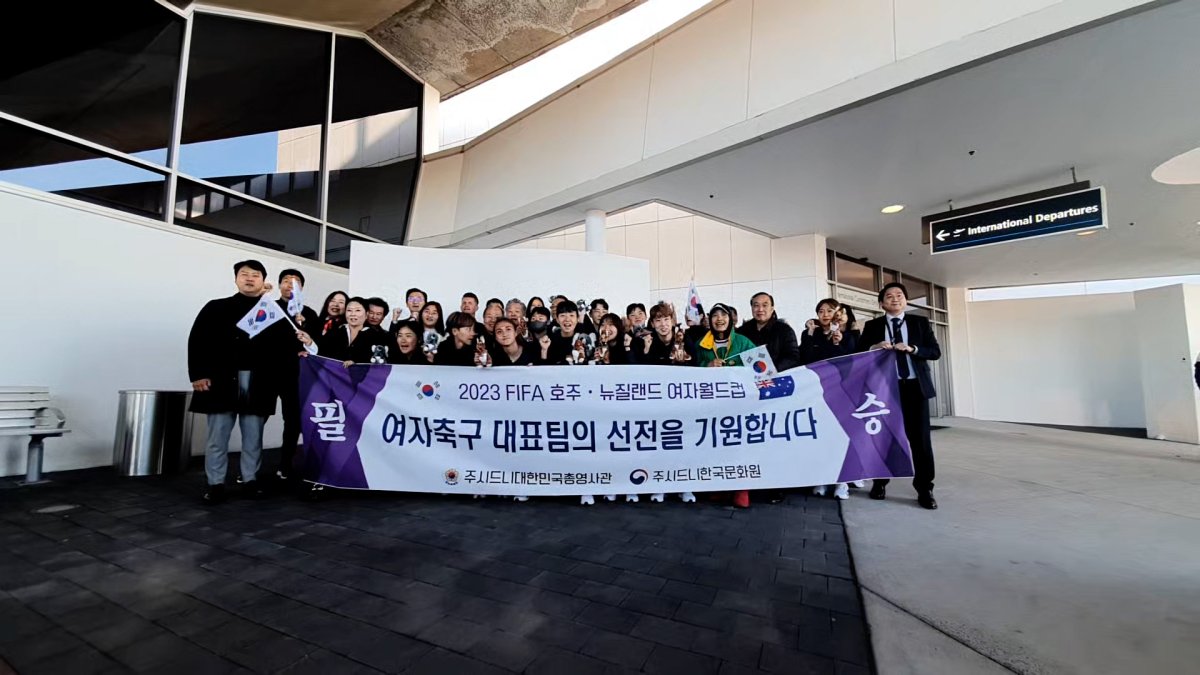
left=927, top=186, right=1106, bottom=254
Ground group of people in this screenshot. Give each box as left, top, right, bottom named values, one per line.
left=189, top=259, right=941, bottom=511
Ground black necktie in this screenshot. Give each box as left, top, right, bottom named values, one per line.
left=892, top=317, right=911, bottom=379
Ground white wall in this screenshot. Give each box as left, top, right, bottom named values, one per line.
left=1134, top=285, right=1200, bottom=443
left=0, top=186, right=348, bottom=476
left=508, top=202, right=824, bottom=326
left=966, top=293, right=1144, bottom=428
left=349, top=241, right=650, bottom=326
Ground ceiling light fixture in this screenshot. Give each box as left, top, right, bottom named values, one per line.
left=881, top=204, right=905, bottom=214
left=1076, top=230, right=1097, bottom=237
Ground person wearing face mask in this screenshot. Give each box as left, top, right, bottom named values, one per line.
left=800, top=298, right=859, bottom=366
left=526, top=306, right=553, bottom=351
left=435, top=312, right=483, bottom=366
left=387, top=320, right=426, bottom=365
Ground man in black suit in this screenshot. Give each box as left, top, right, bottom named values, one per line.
left=859, top=282, right=941, bottom=509
left=275, top=268, right=320, bottom=483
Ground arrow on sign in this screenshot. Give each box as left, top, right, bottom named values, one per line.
left=935, top=230, right=949, bottom=242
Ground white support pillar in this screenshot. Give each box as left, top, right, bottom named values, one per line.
left=769, top=234, right=827, bottom=326
left=585, top=209, right=607, bottom=253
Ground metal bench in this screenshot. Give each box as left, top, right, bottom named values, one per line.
left=0, top=387, right=69, bottom=484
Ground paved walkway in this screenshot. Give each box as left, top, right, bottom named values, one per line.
left=0, top=470, right=872, bottom=674
left=844, top=418, right=1200, bottom=675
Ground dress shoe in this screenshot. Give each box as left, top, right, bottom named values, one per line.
left=868, top=484, right=887, bottom=500
left=242, top=480, right=264, bottom=499
left=201, top=484, right=226, bottom=505
left=918, top=492, right=938, bottom=510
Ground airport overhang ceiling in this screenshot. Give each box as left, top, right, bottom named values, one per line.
left=194, top=0, right=648, bottom=97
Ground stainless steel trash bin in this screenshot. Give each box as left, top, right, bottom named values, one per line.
left=113, top=390, right=195, bottom=476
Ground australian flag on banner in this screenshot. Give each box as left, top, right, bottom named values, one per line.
left=757, top=375, right=795, bottom=400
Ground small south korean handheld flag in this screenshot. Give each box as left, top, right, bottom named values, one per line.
left=237, top=297, right=286, bottom=338
left=685, top=280, right=703, bottom=323
left=731, top=345, right=777, bottom=381
left=286, top=281, right=304, bottom=318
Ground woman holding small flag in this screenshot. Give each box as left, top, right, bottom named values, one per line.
left=299, top=297, right=388, bottom=366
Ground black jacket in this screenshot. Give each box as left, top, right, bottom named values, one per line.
left=800, top=328, right=859, bottom=365
left=187, top=293, right=293, bottom=417
left=637, top=333, right=695, bottom=366
left=491, top=344, right=538, bottom=366
left=318, top=325, right=389, bottom=364
left=434, top=338, right=477, bottom=366
left=858, top=313, right=941, bottom=399
left=593, top=339, right=633, bottom=365
left=544, top=332, right=590, bottom=365
left=739, top=316, right=801, bottom=371
left=387, top=347, right=427, bottom=365
left=276, top=299, right=320, bottom=373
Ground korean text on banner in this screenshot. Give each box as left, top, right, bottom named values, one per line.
left=298, top=350, right=914, bottom=495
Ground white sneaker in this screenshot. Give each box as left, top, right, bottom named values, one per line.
left=650, top=493, right=665, bottom=503
left=813, top=485, right=828, bottom=497
left=680, top=492, right=696, bottom=503
left=580, top=495, right=595, bottom=506
left=603, top=495, right=617, bottom=502
left=513, top=495, right=529, bottom=502
left=625, top=494, right=639, bottom=503
left=851, top=480, right=865, bottom=489
left=473, top=494, right=485, bottom=499
left=834, top=484, right=850, bottom=500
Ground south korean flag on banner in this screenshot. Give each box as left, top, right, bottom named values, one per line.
left=237, top=297, right=286, bottom=338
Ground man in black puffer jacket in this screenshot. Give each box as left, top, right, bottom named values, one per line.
left=738, top=292, right=801, bottom=372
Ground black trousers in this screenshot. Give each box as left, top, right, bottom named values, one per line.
left=874, top=379, right=935, bottom=493
left=278, top=371, right=301, bottom=475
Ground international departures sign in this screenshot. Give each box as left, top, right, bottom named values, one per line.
left=928, top=186, right=1106, bottom=254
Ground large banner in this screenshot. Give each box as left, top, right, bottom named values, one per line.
left=297, top=351, right=914, bottom=495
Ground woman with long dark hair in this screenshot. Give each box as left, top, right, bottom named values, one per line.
left=317, top=291, right=348, bottom=336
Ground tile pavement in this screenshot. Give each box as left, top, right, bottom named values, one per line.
left=0, top=469, right=873, bottom=674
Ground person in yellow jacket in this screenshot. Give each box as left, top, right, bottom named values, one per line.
left=695, top=303, right=757, bottom=368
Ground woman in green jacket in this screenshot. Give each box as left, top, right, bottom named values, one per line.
left=696, top=303, right=756, bottom=367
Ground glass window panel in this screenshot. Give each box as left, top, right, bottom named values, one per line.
left=934, top=286, right=948, bottom=309
left=324, top=227, right=369, bottom=269
left=0, top=1, right=182, bottom=160
left=179, top=14, right=329, bottom=216
left=0, top=119, right=165, bottom=219
left=903, top=276, right=933, bottom=307
left=326, top=36, right=423, bottom=244
left=834, top=256, right=877, bottom=292
left=883, top=269, right=899, bottom=285
left=174, top=178, right=320, bottom=259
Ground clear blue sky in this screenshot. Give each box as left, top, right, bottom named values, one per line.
left=0, top=133, right=279, bottom=191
